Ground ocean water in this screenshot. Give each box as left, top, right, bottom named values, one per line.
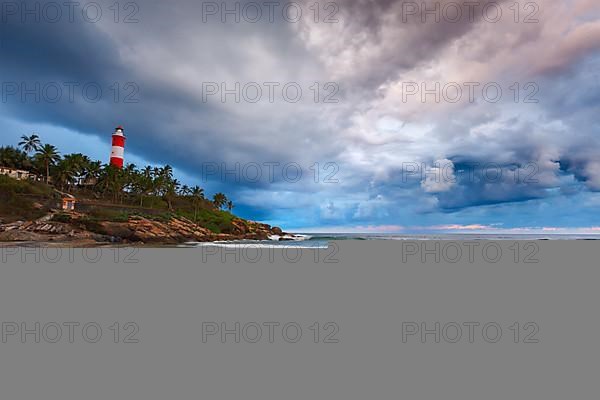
left=180, top=233, right=600, bottom=249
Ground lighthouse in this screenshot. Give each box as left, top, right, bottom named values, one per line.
left=110, top=126, right=126, bottom=169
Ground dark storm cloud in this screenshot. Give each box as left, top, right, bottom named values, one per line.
left=0, top=12, right=118, bottom=77
left=2, top=0, right=600, bottom=228
left=435, top=161, right=552, bottom=210
left=0, top=1, right=337, bottom=191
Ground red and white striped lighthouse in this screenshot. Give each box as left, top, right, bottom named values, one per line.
left=109, top=126, right=126, bottom=169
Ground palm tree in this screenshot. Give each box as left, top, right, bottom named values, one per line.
left=135, top=166, right=155, bottom=207
left=141, top=166, right=151, bottom=176
left=192, top=186, right=204, bottom=199
left=85, top=161, right=102, bottom=187
left=133, top=173, right=148, bottom=207
left=35, top=144, right=61, bottom=183
left=52, top=160, right=77, bottom=190
left=62, top=153, right=91, bottom=187
left=212, top=193, right=227, bottom=210
left=0, top=147, right=15, bottom=167
left=122, top=164, right=138, bottom=202
left=163, top=178, right=180, bottom=210
left=180, top=185, right=190, bottom=196
left=98, top=164, right=127, bottom=203
left=190, top=186, right=205, bottom=220
left=162, top=165, right=174, bottom=180
left=153, top=165, right=172, bottom=191
left=18, top=134, right=41, bottom=154
left=0, top=146, right=30, bottom=169
left=172, top=179, right=181, bottom=193
left=227, top=200, right=234, bottom=212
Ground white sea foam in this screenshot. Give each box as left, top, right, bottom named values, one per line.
left=180, top=240, right=328, bottom=249
left=268, top=234, right=311, bottom=241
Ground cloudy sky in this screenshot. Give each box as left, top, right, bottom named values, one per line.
left=1, top=0, right=600, bottom=232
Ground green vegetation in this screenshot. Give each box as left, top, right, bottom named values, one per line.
left=1, top=134, right=239, bottom=232
left=0, top=175, right=55, bottom=222
left=177, top=208, right=236, bottom=233
left=50, top=213, right=73, bottom=223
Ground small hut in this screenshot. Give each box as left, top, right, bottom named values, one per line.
left=62, top=197, right=77, bottom=211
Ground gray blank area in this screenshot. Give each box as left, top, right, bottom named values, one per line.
left=0, top=241, right=598, bottom=400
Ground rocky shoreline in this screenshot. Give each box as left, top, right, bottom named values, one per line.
left=0, top=213, right=290, bottom=247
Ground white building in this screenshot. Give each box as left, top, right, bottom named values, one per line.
left=0, top=167, right=38, bottom=181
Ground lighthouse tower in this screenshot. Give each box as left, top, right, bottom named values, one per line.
left=109, top=126, right=126, bottom=169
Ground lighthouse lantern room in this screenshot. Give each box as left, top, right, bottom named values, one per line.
left=110, top=126, right=126, bottom=169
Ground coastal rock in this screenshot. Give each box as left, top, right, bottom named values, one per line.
left=99, top=222, right=135, bottom=240
left=231, top=219, right=248, bottom=234
left=0, top=230, right=46, bottom=242
left=1, top=212, right=287, bottom=245
left=124, top=216, right=213, bottom=244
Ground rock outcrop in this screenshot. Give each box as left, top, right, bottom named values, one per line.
left=0, top=219, right=95, bottom=243
left=0, top=213, right=286, bottom=245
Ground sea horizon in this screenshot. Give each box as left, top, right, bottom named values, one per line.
left=177, top=232, right=600, bottom=249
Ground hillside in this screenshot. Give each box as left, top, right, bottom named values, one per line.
left=0, top=175, right=285, bottom=245
left=0, top=175, right=55, bottom=222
